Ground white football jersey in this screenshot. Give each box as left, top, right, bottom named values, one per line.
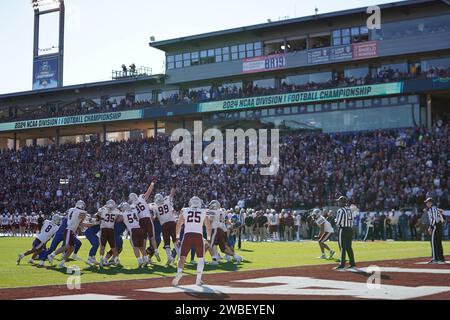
left=181, top=207, right=208, bottom=235
left=31, top=215, right=38, bottom=224
left=153, top=197, right=176, bottom=225
left=67, top=207, right=86, bottom=232
left=135, top=195, right=152, bottom=219
left=208, top=209, right=227, bottom=231
left=120, top=209, right=140, bottom=232
left=100, top=207, right=118, bottom=229
left=1, top=216, right=8, bottom=225
left=37, top=220, right=58, bottom=244
left=316, top=215, right=334, bottom=233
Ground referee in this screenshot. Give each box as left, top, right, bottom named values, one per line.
left=334, top=196, right=356, bottom=270
left=425, top=197, right=446, bottom=264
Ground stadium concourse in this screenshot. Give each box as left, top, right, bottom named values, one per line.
left=0, top=122, right=449, bottom=241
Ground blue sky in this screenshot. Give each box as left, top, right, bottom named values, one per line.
left=0, top=0, right=404, bottom=95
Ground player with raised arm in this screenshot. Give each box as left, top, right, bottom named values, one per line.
left=152, top=186, right=179, bottom=266
left=311, top=209, right=335, bottom=259
left=129, top=179, right=161, bottom=263
left=116, top=202, right=149, bottom=267
left=208, top=200, right=242, bottom=265
left=172, top=196, right=212, bottom=286
left=59, top=200, right=87, bottom=268
left=17, top=214, right=61, bottom=266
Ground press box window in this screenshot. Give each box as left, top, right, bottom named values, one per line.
left=167, top=55, right=175, bottom=69
left=222, top=47, right=230, bottom=61
left=175, top=54, right=182, bottom=68
left=183, top=53, right=191, bottom=67
left=191, top=52, right=200, bottom=66
left=231, top=46, right=238, bottom=60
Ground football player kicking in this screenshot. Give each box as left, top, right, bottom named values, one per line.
left=17, top=214, right=61, bottom=266
left=173, top=196, right=212, bottom=286
left=311, top=209, right=335, bottom=259
left=129, top=179, right=161, bottom=263
left=152, top=186, right=179, bottom=266
left=59, top=200, right=87, bottom=268
left=117, top=202, right=149, bottom=267
left=208, top=200, right=242, bottom=265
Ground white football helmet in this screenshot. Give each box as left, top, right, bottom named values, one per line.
left=119, top=202, right=131, bottom=212
left=154, top=193, right=164, bottom=205
left=312, top=208, right=321, bottom=218
left=189, top=196, right=202, bottom=208
left=75, top=200, right=86, bottom=210
left=128, top=193, right=138, bottom=204
left=209, top=200, right=221, bottom=210
left=52, top=214, right=61, bottom=225
left=106, top=199, right=116, bottom=209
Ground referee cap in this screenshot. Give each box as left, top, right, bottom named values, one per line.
left=336, top=196, right=348, bottom=202
left=424, top=197, right=434, bottom=203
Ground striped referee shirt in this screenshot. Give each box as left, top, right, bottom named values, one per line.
left=335, top=207, right=353, bottom=228
left=428, top=207, right=443, bottom=228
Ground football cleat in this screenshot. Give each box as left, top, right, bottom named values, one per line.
left=329, top=250, right=335, bottom=259
left=172, top=274, right=183, bottom=286
left=28, top=258, right=34, bottom=264
left=85, top=258, right=94, bottom=267
left=154, top=252, right=161, bottom=262
left=16, top=254, right=24, bottom=265
left=209, top=260, right=219, bottom=266
left=333, top=266, right=346, bottom=271
left=166, top=256, right=174, bottom=266
left=234, top=255, right=243, bottom=263
left=224, top=255, right=232, bottom=262
left=59, top=260, right=66, bottom=268
left=38, top=260, right=45, bottom=267
left=195, top=279, right=204, bottom=286
left=47, top=253, right=55, bottom=265
left=71, top=254, right=81, bottom=261
left=318, top=254, right=327, bottom=259
left=437, top=261, right=447, bottom=264
left=427, top=260, right=438, bottom=264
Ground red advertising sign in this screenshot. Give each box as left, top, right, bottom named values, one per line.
left=353, top=41, right=378, bottom=59
left=242, top=54, right=286, bottom=74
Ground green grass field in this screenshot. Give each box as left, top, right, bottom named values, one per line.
left=0, top=237, right=448, bottom=289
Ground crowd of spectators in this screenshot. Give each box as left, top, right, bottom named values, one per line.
left=0, top=122, right=448, bottom=221
left=2, top=65, right=449, bottom=123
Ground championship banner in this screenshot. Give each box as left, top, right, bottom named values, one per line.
left=198, top=82, right=403, bottom=113
left=32, top=56, right=60, bottom=90
left=243, top=54, right=286, bottom=73
left=0, top=110, right=144, bottom=132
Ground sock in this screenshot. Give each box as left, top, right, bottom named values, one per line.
left=137, top=257, right=143, bottom=264
left=154, top=248, right=159, bottom=255
left=196, top=258, right=205, bottom=282
left=177, top=267, right=182, bottom=275
left=165, top=247, right=171, bottom=259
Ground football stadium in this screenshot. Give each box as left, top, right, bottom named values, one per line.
left=0, top=0, right=449, bottom=303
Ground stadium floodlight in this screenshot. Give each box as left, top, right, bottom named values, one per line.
left=32, top=0, right=61, bottom=12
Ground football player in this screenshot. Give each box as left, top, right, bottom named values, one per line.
left=44, top=212, right=83, bottom=265
left=97, top=200, right=120, bottom=267
left=129, top=179, right=161, bottom=262
left=117, top=202, right=149, bottom=267
left=207, top=200, right=242, bottom=265
left=59, top=200, right=87, bottom=268
left=152, top=187, right=179, bottom=265
left=311, top=209, right=335, bottom=259
left=17, top=214, right=61, bottom=266
left=172, top=196, right=212, bottom=286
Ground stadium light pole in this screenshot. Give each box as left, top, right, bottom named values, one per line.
left=31, top=0, right=65, bottom=89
